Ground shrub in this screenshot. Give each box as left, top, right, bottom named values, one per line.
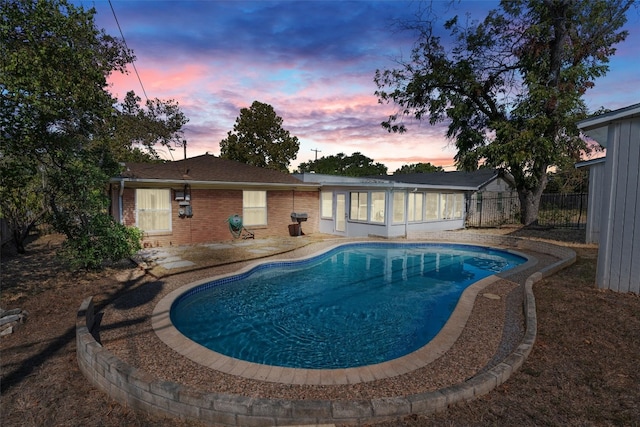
left=60, top=213, right=142, bottom=270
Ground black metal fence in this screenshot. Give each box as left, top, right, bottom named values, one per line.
left=466, top=191, right=588, bottom=229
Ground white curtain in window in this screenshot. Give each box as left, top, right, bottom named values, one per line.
left=393, top=192, right=405, bottom=223
left=136, top=189, right=170, bottom=232
left=454, top=193, right=464, bottom=219
left=370, top=192, right=385, bottom=223
left=440, top=194, right=452, bottom=219
left=321, top=191, right=333, bottom=218
left=243, top=191, right=267, bottom=226
left=350, top=192, right=368, bottom=221
left=408, top=193, right=424, bottom=222
left=425, top=193, right=439, bottom=220
left=441, top=193, right=464, bottom=220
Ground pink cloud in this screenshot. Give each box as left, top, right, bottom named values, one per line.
left=105, top=44, right=465, bottom=172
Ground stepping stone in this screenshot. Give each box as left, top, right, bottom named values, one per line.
left=233, top=241, right=255, bottom=247
left=203, top=243, right=233, bottom=249
left=143, top=250, right=173, bottom=260
left=161, top=260, right=196, bottom=269
left=247, top=249, right=270, bottom=254
left=156, top=256, right=182, bottom=264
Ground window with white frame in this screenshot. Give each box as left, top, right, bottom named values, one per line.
left=370, top=192, right=385, bottom=223
left=440, top=193, right=464, bottom=220
left=440, top=193, right=453, bottom=220
left=393, top=191, right=405, bottom=223
left=350, top=192, right=368, bottom=221
left=243, top=190, right=267, bottom=226
left=425, top=193, right=439, bottom=220
left=454, top=193, right=464, bottom=218
left=408, top=192, right=424, bottom=221
left=136, top=189, right=171, bottom=233
left=321, top=191, right=333, bottom=218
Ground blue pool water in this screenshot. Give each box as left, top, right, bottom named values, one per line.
left=171, top=243, right=525, bottom=369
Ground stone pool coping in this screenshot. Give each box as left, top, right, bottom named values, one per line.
left=152, top=242, right=537, bottom=385
left=76, top=232, right=576, bottom=426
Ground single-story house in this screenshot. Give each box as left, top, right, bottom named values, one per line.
left=109, top=154, right=320, bottom=247
left=111, top=155, right=513, bottom=246
left=576, top=102, right=640, bottom=294
left=293, top=169, right=508, bottom=238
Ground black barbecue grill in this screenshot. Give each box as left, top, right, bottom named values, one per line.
left=290, top=212, right=308, bottom=236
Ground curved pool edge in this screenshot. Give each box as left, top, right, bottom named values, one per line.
left=152, top=242, right=535, bottom=385
left=76, top=234, right=576, bottom=426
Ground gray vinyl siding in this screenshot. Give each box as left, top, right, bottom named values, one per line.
left=596, top=117, right=640, bottom=293
left=584, top=162, right=605, bottom=244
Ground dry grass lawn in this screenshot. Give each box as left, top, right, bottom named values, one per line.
left=1, top=230, right=639, bottom=427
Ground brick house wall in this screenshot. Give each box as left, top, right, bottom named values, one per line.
left=118, top=187, right=319, bottom=247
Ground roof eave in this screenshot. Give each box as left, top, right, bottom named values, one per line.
left=575, top=157, right=606, bottom=169
left=577, top=103, right=640, bottom=147
left=321, top=181, right=478, bottom=191
left=111, top=177, right=320, bottom=190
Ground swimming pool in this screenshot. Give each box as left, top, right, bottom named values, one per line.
left=170, top=242, right=526, bottom=370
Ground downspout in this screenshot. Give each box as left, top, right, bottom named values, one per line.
left=119, top=179, right=125, bottom=224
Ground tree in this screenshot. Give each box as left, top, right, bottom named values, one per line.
left=375, top=0, right=632, bottom=225
left=1, top=0, right=185, bottom=265
left=394, top=162, right=444, bottom=174
left=0, top=155, right=47, bottom=254
left=220, top=101, right=299, bottom=172
left=297, top=152, right=388, bottom=177
left=545, top=167, right=589, bottom=194
left=106, top=91, right=188, bottom=162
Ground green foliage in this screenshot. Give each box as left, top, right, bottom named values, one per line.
left=296, top=152, right=388, bottom=177
left=0, top=154, right=47, bottom=253
left=1, top=0, right=132, bottom=159
left=219, top=101, right=300, bottom=172
left=60, top=213, right=142, bottom=270
left=537, top=205, right=578, bottom=227
left=545, top=168, right=589, bottom=194
left=374, top=0, right=632, bottom=224
left=44, top=146, right=138, bottom=270
left=394, top=162, right=444, bottom=174
left=1, top=0, right=186, bottom=266
left=104, top=91, right=189, bottom=162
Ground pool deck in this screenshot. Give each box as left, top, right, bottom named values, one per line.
left=77, top=231, right=577, bottom=426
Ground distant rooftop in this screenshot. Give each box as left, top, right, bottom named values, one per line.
left=294, top=169, right=501, bottom=191
left=372, top=169, right=500, bottom=189
left=117, top=154, right=305, bottom=185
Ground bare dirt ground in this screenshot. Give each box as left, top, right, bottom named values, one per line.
left=1, top=228, right=639, bottom=427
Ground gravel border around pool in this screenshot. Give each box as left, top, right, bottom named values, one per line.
left=76, top=232, right=576, bottom=426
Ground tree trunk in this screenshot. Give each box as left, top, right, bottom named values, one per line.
left=13, top=227, right=27, bottom=254
left=518, top=190, right=542, bottom=226
left=9, top=210, right=46, bottom=255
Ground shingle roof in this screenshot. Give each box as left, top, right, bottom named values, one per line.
left=117, top=154, right=303, bottom=185
left=374, top=169, right=500, bottom=189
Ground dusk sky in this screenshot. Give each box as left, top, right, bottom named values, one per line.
left=74, top=1, right=640, bottom=172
